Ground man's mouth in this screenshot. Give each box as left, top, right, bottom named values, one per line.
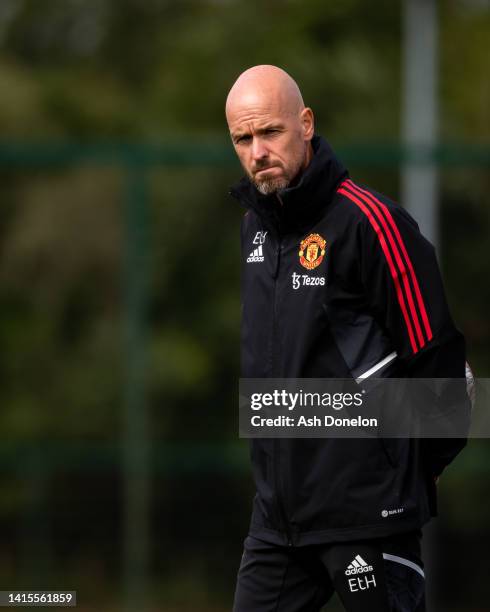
left=254, top=166, right=280, bottom=178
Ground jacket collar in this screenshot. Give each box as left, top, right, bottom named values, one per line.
left=230, top=135, right=348, bottom=234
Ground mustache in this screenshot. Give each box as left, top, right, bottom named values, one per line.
left=252, top=162, right=281, bottom=174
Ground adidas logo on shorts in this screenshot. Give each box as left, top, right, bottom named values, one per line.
left=345, top=555, right=374, bottom=575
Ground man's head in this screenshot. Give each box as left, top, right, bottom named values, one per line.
left=226, top=65, right=314, bottom=195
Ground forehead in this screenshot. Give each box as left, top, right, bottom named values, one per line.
left=227, top=90, right=294, bottom=133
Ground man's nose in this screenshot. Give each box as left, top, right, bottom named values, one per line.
left=251, top=138, right=268, bottom=161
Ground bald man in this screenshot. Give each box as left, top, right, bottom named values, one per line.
left=226, top=65, right=313, bottom=197
left=227, top=66, right=469, bottom=612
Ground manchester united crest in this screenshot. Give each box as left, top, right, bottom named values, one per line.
left=299, top=233, right=326, bottom=270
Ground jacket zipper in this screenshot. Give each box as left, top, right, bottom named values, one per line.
left=271, top=196, right=293, bottom=546
left=239, top=192, right=293, bottom=546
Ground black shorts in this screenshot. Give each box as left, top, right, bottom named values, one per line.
left=233, top=530, right=426, bottom=612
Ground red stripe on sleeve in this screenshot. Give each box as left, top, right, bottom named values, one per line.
left=338, top=187, right=419, bottom=354
left=345, top=180, right=426, bottom=349
left=346, top=180, right=433, bottom=342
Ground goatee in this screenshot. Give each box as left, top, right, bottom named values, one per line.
left=254, top=177, right=290, bottom=195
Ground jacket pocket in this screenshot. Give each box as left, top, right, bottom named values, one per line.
left=378, top=437, right=399, bottom=468
left=320, top=303, right=356, bottom=379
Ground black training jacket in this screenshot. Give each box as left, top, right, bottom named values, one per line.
left=230, top=135, right=470, bottom=547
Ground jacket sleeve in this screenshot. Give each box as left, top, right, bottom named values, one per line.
left=359, top=195, right=470, bottom=477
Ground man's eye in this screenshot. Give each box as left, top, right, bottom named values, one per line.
left=236, top=135, right=251, bottom=144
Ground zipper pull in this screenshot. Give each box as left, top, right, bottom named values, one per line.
left=272, top=239, right=282, bottom=279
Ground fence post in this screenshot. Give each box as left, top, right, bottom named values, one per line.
left=402, top=0, right=439, bottom=246
left=402, top=2, right=440, bottom=609
left=122, top=164, right=151, bottom=610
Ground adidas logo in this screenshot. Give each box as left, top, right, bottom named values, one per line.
left=247, top=245, right=264, bottom=263
left=345, top=555, right=374, bottom=576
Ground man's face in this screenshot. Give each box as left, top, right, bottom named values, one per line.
left=227, top=97, right=313, bottom=195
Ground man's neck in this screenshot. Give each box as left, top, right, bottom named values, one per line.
left=288, top=141, right=315, bottom=190
left=304, top=140, right=314, bottom=170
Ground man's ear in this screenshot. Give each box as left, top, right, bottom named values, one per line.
left=301, top=107, right=315, bottom=141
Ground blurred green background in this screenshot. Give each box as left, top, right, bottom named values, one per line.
left=0, top=1, right=488, bottom=610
